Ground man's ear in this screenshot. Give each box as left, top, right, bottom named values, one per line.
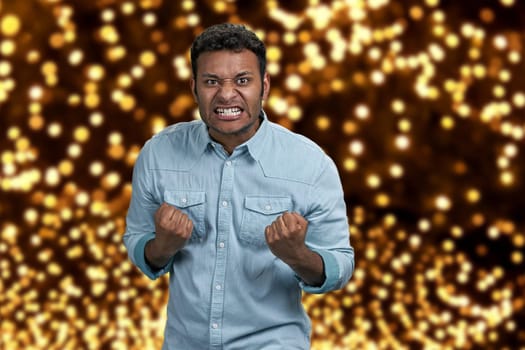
left=190, top=78, right=198, bottom=101
left=262, top=72, right=270, bottom=100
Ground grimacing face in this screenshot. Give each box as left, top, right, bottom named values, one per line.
left=190, top=49, right=270, bottom=152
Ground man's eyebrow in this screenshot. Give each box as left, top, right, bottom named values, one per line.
left=200, top=71, right=254, bottom=78
left=234, top=71, right=254, bottom=77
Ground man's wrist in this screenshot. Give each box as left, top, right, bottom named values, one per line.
left=145, top=238, right=176, bottom=269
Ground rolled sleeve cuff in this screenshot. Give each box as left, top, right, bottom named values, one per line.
left=133, top=233, right=173, bottom=280
left=299, top=249, right=340, bottom=294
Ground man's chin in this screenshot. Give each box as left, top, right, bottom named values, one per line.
left=208, top=119, right=259, bottom=137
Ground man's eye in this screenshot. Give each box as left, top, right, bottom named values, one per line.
left=205, top=79, right=218, bottom=85
left=236, top=78, right=250, bottom=85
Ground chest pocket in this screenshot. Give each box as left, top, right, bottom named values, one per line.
left=164, top=190, right=206, bottom=242
left=239, top=196, right=293, bottom=247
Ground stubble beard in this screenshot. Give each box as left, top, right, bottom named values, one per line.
left=203, top=106, right=262, bottom=139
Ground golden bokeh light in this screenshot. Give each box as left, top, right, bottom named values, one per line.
left=1, top=1, right=525, bottom=349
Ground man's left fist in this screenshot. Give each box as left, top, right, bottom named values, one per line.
left=265, top=212, right=309, bottom=263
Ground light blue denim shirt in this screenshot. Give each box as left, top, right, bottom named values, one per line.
left=123, top=112, right=355, bottom=350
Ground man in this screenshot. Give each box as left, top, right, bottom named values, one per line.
left=124, top=23, right=354, bottom=349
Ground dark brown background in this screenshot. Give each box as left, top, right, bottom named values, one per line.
left=1, top=0, right=524, bottom=349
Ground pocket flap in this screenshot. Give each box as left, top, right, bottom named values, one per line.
left=164, top=190, right=206, bottom=208
left=244, top=196, right=292, bottom=215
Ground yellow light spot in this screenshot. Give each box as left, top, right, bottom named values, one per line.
left=187, top=14, right=200, bottom=26
left=143, top=13, right=157, bottom=26
left=398, top=119, right=411, bottom=132
left=28, top=85, right=44, bottom=100
left=441, top=115, right=455, bottom=130
left=75, top=192, right=90, bottom=207
left=285, top=74, right=302, bottom=91
left=45, top=167, right=60, bottom=186
left=43, top=194, right=57, bottom=209
left=73, top=126, right=90, bottom=143
left=511, top=251, right=522, bottom=264
left=442, top=239, right=455, bottom=252
left=435, top=195, right=452, bottom=211
left=90, top=162, right=104, bottom=176
left=513, top=92, right=525, bottom=108
left=316, top=116, right=331, bottom=131
left=58, top=160, right=74, bottom=176
left=409, top=6, right=424, bottom=20
left=367, top=174, right=381, bottom=188
left=389, top=164, right=404, bottom=178
left=343, top=158, right=357, bottom=172
left=131, top=65, right=144, bottom=78
left=120, top=94, right=136, bottom=111
left=395, top=135, right=410, bottom=150
left=102, top=172, right=121, bottom=189
left=0, top=39, right=15, bottom=56
left=500, top=171, right=514, bottom=186
left=1, top=14, right=21, bottom=36
left=99, top=24, right=119, bottom=44
left=151, top=116, right=166, bottom=134
left=493, top=35, right=507, bottom=50
left=47, top=122, right=62, bottom=138
left=87, top=65, right=105, bottom=81
left=140, top=51, right=156, bottom=67
left=67, top=143, right=82, bottom=158
left=391, top=99, right=405, bottom=114
left=267, top=46, right=281, bottom=61
left=349, top=140, right=364, bottom=156
left=466, top=188, right=481, bottom=203
left=47, top=262, right=62, bottom=275
left=28, top=114, right=44, bottom=130
left=500, top=0, right=515, bottom=6
left=24, top=209, right=39, bottom=224
left=375, top=193, right=390, bottom=207
left=288, top=106, right=302, bottom=121
left=355, top=104, right=370, bottom=120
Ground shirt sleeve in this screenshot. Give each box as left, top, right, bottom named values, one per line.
left=301, top=156, right=355, bottom=294
left=123, top=140, right=171, bottom=280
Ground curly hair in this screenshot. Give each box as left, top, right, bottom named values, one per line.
left=190, top=23, right=266, bottom=79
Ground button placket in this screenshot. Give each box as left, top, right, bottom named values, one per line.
left=209, top=157, right=235, bottom=347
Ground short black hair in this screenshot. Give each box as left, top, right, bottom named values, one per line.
left=190, top=23, right=266, bottom=79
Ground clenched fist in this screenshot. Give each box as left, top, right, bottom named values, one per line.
left=264, top=212, right=308, bottom=264
left=265, top=212, right=325, bottom=287
left=145, top=203, right=193, bottom=269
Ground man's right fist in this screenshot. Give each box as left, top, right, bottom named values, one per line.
left=150, top=203, right=194, bottom=259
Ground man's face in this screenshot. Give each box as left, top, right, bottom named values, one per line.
left=191, top=49, right=270, bottom=150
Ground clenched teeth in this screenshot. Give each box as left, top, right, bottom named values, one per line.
left=216, top=107, right=242, bottom=116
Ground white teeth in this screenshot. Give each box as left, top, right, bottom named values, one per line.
left=216, top=107, right=241, bottom=116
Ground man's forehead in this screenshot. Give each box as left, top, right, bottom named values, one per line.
left=196, top=49, right=258, bottom=71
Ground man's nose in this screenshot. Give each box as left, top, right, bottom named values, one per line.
left=217, top=79, right=238, bottom=99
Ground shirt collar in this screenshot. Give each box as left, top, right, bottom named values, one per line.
left=243, top=110, right=269, bottom=161
left=200, top=110, right=269, bottom=160
left=198, top=121, right=215, bottom=153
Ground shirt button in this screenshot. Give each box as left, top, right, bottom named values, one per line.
left=219, top=242, right=225, bottom=248
left=181, top=197, right=187, bottom=204
left=225, top=161, right=232, bottom=166
left=265, top=204, right=271, bottom=211
left=215, top=284, right=222, bottom=290
left=222, top=201, right=228, bottom=207
left=212, top=323, right=219, bottom=329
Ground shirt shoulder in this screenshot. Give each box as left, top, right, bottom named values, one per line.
left=152, top=120, right=203, bottom=141
left=258, top=122, right=331, bottom=185
left=140, top=120, right=208, bottom=171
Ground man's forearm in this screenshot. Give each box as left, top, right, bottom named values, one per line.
left=285, top=248, right=325, bottom=287
left=144, top=239, right=176, bottom=269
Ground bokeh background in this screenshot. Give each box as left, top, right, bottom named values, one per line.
left=1, top=0, right=525, bottom=349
